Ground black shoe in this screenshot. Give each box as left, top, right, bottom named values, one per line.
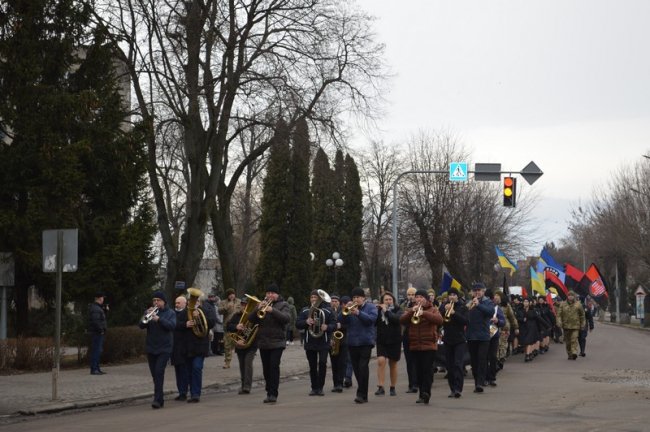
left=263, top=396, right=277, bottom=403
left=487, top=381, right=497, bottom=387
left=406, top=387, right=418, bottom=393
left=331, top=387, right=343, bottom=393
left=454, top=391, right=462, bottom=398
left=90, top=371, right=104, bottom=375
left=571, top=354, right=578, bottom=360
left=316, top=389, right=324, bottom=396
left=187, top=397, right=200, bottom=403
left=473, top=386, right=484, bottom=393
left=422, top=392, right=430, bottom=404
left=579, top=352, right=586, bottom=357
left=389, top=387, right=396, bottom=396
left=309, top=389, right=318, bottom=396
left=374, top=386, right=385, bottom=396
left=343, top=380, right=352, bottom=388
left=448, top=392, right=455, bottom=398
left=416, top=398, right=425, bottom=403
left=238, top=389, right=249, bottom=395
left=174, top=395, right=187, bottom=401
left=354, top=396, right=367, bottom=404
left=151, top=401, right=162, bottom=409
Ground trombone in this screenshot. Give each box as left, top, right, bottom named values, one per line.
left=411, top=303, right=423, bottom=325
left=342, top=302, right=359, bottom=316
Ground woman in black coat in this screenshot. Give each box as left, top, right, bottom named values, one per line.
left=374, top=292, right=403, bottom=396
left=518, top=298, right=541, bottom=362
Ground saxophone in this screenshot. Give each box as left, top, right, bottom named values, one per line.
left=331, top=330, right=344, bottom=356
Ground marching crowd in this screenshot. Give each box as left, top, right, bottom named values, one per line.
left=110, top=281, right=595, bottom=408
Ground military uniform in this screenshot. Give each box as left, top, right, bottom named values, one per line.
left=556, top=294, right=585, bottom=359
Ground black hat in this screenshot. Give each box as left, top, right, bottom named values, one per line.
left=330, top=294, right=340, bottom=301
left=415, top=289, right=428, bottom=298
left=471, top=282, right=486, bottom=291
left=310, top=290, right=319, bottom=297
left=152, top=290, right=167, bottom=303
left=340, top=295, right=351, bottom=304
left=448, top=288, right=461, bottom=297
left=351, top=287, right=365, bottom=298
left=266, top=283, right=280, bottom=294
left=94, top=292, right=105, bottom=299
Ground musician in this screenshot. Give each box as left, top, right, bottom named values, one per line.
left=172, top=296, right=190, bottom=401
left=400, top=287, right=419, bottom=393
left=248, top=283, right=290, bottom=404
left=88, top=292, right=107, bottom=375
left=296, top=290, right=336, bottom=396
left=439, top=287, right=468, bottom=398
left=340, top=295, right=354, bottom=388
left=374, top=292, right=402, bottom=397
left=343, top=287, right=378, bottom=404
left=328, top=294, right=347, bottom=393
left=484, top=289, right=505, bottom=387
left=183, top=289, right=217, bottom=403
left=466, top=282, right=494, bottom=393
left=218, top=289, right=240, bottom=369
left=399, top=289, right=443, bottom=405
left=139, top=290, right=176, bottom=409
left=226, top=297, right=258, bottom=394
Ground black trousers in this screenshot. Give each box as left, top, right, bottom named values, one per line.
left=349, top=345, right=372, bottom=399
left=467, top=340, right=489, bottom=388
left=147, top=352, right=170, bottom=405
left=445, top=342, right=467, bottom=393
left=578, top=328, right=588, bottom=354
left=306, top=348, right=329, bottom=390
left=486, top=335, right=500, bottom=382
left=402, top=338, right=418, bottom=389
left=259, top=347, right=284, bottom=397
left=329, top=343, right=348, bottom=388
left=413, top=350, right=435, bottom=398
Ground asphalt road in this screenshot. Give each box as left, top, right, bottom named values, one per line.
left=2, top=322, right=648, bottom=432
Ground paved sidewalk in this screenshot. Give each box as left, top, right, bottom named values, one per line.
left=0, top=343, right=309, bottom=418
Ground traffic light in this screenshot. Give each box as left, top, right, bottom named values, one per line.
left=503, top=176, right=516, bottom=207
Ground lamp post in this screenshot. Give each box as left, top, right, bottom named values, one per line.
left=326, top=252, right=344, bottom=292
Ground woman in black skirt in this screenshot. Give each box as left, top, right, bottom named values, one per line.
left=374, top=292, right=403, bottom=396
left=519, top=298, right=541, bottom=362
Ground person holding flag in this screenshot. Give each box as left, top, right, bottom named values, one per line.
left=557, top=291, right=586, bottom=360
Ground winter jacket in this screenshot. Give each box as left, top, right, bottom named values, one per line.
left=88, top=302, right=107, bottom=335
left=557, top=300, right=586, bottom=330
left=172, top=308, right=190, bottom=365
left=139, top=305, right=176, bottom=355
left=399, top=300, right=443, bottom=351
left=466, top=297, right=496, bottom=342
left=376, top=305, right=403, bottom=346
left=343, top=301, right=378, bottom=347
left=248, top=296, right=291, bottom=350
left=296, top=304, right=336, bottom=350
left=439, top=300, right=468, bottom=345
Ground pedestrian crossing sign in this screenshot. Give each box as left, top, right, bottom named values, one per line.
left=449, top=162, right=468, bottom=181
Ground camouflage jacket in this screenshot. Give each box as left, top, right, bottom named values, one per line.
left=557, top=300, right=585, bottom=330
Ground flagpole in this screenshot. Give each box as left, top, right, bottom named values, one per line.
left=616, top=258, right=621, bottom=324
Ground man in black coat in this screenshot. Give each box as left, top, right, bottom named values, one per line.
left=172, top=296, right=190, bottom=401
left=183, top=290, right=217, bottom=403
left=296, top=290, right=335, bottom=396
left=88, top=292, right=108, bottom=375
left=440, top=288, right=468, bottom=398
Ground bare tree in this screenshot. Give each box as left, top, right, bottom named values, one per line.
left=358, top=140, right=405, bottom=299
left=91, top=0, right=386, bottom=291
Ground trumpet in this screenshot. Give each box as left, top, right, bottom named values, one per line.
left=342, top=303, right=359, bottom=316
left=411, top=303, right=423, bottom=325
left=443, top=301, right=455, bottom=323
left=257, top=297, right=273, bottom=319
left=141, top=306, right=159, bottom=324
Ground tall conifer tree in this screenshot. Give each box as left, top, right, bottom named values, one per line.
left=340, top=154, right=365, bottom=293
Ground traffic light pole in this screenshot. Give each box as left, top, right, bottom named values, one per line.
left=390, top=162, right=542, bottom=300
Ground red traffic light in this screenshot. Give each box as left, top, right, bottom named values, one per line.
left=503, top=177, right=516, bottom=207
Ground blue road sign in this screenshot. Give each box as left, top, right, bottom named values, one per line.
left=449, top=162, right=468, bottom=181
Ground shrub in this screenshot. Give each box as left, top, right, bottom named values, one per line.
left=12, top=337, right=56, bottom=371
left=101, top=326, right=146, bottom=363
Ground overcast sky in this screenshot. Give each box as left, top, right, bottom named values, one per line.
left=351, top=0, right=650, bottom=255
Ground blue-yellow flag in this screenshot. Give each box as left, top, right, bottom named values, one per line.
left=495, top=246, right=518, bottom=276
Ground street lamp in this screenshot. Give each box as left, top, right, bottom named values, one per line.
left=326, top=252, right=344, bottom=292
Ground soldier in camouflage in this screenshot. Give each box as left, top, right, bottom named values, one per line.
left=556, top=291, right=585, bottom=360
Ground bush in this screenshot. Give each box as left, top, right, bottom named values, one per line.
left=101, top=326, right=146, bottom=363
left=0, top=337, right=57, bottom=372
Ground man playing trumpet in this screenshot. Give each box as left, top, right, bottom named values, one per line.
left=439, top=287, right=468, bottom=398
left=399, top=289, right=443, bottom=405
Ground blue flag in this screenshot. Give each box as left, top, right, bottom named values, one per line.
left=540, top=247, right=562, bottom=272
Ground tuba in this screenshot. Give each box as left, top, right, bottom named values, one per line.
left=308, top=289, right=331, bottom=338
left=229, top=294, right=261, bottom=349
left=187, top=288, right=209, bottom=338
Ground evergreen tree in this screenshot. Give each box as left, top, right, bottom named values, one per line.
left=311, top=148, right=339, bottom=293
left=255, top=119, right=292, bottom=294
left=339, top=154, right=365, bottom=294
left=282, top=118, right=313, bottom=305
left=0, top=0, right=157, bottom=333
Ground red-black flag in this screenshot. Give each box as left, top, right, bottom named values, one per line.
left=579, top=263, right=609, bottom=307
left=545, top=270, right=569, bottom=300
left=565, top=263, right=585, bottom=295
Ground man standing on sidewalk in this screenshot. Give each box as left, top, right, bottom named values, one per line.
left=88, top=292, right=107, bottom=375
